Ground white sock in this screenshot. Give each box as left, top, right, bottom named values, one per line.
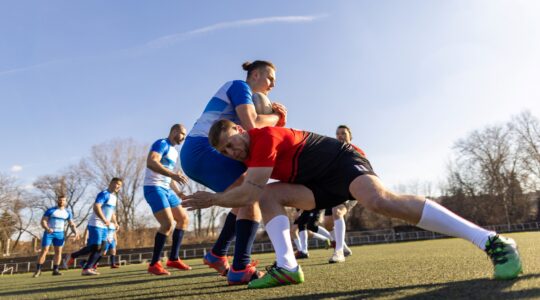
left=293, top=238, right=301, bottom=251
left=298, top=230, right=308, bottom=253
left=334, top=217, right=346, bottom=252
left=266, top=215, right=298, bottom=271
left=417, top=199, right=496, bottom=250
left=316, top=226, right=333, bottom=240
left=311, top=232, right=329, bottom=242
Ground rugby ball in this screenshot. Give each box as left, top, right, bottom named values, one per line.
left=252, top=92, right=274, bottom=114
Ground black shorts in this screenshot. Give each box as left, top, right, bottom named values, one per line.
left=324, top=208, right=333, bottom=216
left=303, top=148, right=376, bottom=209
left=293, top=209, right=322, bottom=226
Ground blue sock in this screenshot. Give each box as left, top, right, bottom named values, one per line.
left=151, top=232, right=167, bottom=266
left=53, top=265, right=59, bottom=271
left=169, top=229, right=184, bottom=260
left=36, top=264, right=42, bottom=270
left=232, top=219, right=259, bottom=270
left=212, top=212, right=236, bottom=257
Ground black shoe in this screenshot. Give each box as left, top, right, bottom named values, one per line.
left=52, top=270, right=62, bottom=276
left=294, top=251, right=309, bottom=259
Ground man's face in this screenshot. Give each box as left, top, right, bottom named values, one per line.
left=173, top=126, right=187, bottom=145
left=216, top=127, right=249, bottom=161
left=251, top=67, right=276, bottom=95
left=336, top=128, right=351, bottom=143
left=57, top=197, right=67, bottom=208
left=109, top=180, right=123, bottom=193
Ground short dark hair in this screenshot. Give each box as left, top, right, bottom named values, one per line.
left=170, top=123, right=185, bottom=134
left=111, top=177, right=123, bottom=184
left=57, top=194, right=66, bottom=200
left=242, top=60, right=276, bottom=78
left=337, top=125, right=352, bottom=140
left=209, top=119, right=237, bottom=148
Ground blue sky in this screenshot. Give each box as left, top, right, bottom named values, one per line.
left=1, top=0, right=540, bottom=192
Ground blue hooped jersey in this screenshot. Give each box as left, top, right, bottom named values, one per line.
left=88, top=189, right=117, bottom=228
left=143, top=138, right=178, bottom=188
left=188, top=80, right=254, bottom=138
left=44, top=207, right=72, bottom=232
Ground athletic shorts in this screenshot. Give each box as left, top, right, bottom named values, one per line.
left=87, top=226, right=108, bottom=246
left=144, top=186, right=180, bottom=213
left=303, top=149, right=376, bottom=209
left=181, top=136, right=246, bottom=192
left=104, top=240, right=116, bottom=252
left=293, top=209, right=322, bottom=226
left=42, top=231, right=65, bottom=247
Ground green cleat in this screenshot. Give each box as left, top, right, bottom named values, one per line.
left=248, top=263, right=304, bottom=289
left=485, top=235, right=522, bottom=280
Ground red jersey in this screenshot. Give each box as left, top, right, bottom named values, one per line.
left=244, top=127, right=365, bottom=184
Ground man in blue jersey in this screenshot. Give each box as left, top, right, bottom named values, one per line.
left=180, top=60, right=287, bottom=285
left=33, top=195, right=79, bottom=277
left=67, top=178, right=122, bottom=276
left=145, top=124, right=191, bottom=275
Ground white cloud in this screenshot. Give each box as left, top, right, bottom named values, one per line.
left=143, top=14, right=328, bottom=50
left=10, top=165, right=23, bottom=172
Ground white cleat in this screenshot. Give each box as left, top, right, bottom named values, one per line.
left=329, top=250, right=346, bottom=264
left=343, top=244, right=352, bottom=257
left=82, top=268, right=99, bottom=276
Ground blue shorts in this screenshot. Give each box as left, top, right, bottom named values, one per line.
left=42, top=231, right=65, bottom=247
left=144, top=186, right=180, bottom=213
left=180, top=136, right=246, bottom=192
left=104, top=240, right=116, bottom=252
left=87, top=226, right=108, bottom=246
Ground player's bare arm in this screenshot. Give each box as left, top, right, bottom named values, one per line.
left=183, top=167, right=272, bottom=210
left=94, top=203, right=110, bottom=226
left=147, top=151, right=188, bottom=184
left=236, top=104, right=280, bottom=130
left=41, top=216, right=53, bottom=233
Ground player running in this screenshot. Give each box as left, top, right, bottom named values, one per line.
left=101, top=223, right=119, bottom=268
left=144, top=124, right=191, bottom=275
left=183, top=120, right=523, bottom=288
left=33, top=195, right=78, bottom=277
left=180, top=60, right=286, bottom=285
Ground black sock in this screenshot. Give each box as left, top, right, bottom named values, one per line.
left=169, top=229, right=184, bottom=261
left=36, top=264, right=42, bottom=271
left=232, top=219, right=259, bottom=270
left=151, top=232, right=167, bottom=266
left=53, top=264, right=59, bottom=271
left=110, top=255, right=116, bottom=266
left=212, top=212, right=236, bottom=257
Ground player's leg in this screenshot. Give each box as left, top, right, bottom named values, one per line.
left=349, top=174, right=522, bottom=279
left=329, top=204, right=349, bottom=263
left=34, top=235, right=51, bottom=278
left=306, top=211, right=332, bottom=248
left=52, top=244, right=63, bottom=275
left=248, top=182, right=314, bottom=289
left=167, top=201, right=192, bottom=270
left=295, top=212, right=309, bottom=258
left=110, top=245, right=119, bottom=268
left=81, top=227, right=105, bottom=275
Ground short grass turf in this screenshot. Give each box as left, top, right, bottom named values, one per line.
left=1, top=232, right=539, bottom=300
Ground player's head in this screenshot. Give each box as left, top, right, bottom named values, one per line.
left=336, top=125, right=352, bottom=143
left=57, top=195, right=67, bottom=208
left=169, top=123, right=186, bottom=145
left=109, top=177, right=123, bottom=193
left=209, top=119, right=249, bottom=161
left=243, top=60, right=276, bottom=95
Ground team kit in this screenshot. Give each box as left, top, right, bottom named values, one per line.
left=34, top=60, right=523, bottom=289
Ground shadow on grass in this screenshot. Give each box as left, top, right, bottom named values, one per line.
left=284, top=273, right=540, bottom=300
left=0, top=271, right=216, bottom=298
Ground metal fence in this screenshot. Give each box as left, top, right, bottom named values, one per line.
left=2, top=221, right=539, bottom=275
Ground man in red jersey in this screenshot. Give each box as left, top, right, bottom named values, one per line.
left=183, top=119, right=522, bottom=289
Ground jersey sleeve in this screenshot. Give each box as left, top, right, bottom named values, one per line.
left=95, top=191, right=109, bottom=204
left=43, top=208, right=55, bottom=218
left=150, top=139, right=169, bottom=156
left=245, top=129, right=282, bottom=167
left=227, top=81, right=253, bottom=108
left=351, top=144, right=366, bottom=157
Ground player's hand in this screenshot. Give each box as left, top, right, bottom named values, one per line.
left=272, top=102, right=287, bottom=127
left=47, top=228, right=54, bottom=234
left=104, top=220, right=111, bottom=227
left=172, top=172, right=188, bottom=185
left=182, top=191, right=216, bottom=211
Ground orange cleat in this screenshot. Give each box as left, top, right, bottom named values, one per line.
left=227, top=261, right=264, bottom=285
left=203, top=251, right=230, bottom=276
left=166, top=259, right=192, bottom=270
left=148, top=261, right=170, bottom=275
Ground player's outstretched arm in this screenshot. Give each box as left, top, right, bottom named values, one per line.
left=183, top=167, right=272, bottom=210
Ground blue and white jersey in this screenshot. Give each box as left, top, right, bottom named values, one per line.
left=44, top=207, right=72, bottom=232
left=88, top=190, right=117, bottom=229
left=106, top=223, right=116, bottom=242
left=188, top=80, right=254, bottom=138
left=143, top=138, right=178, bottom=188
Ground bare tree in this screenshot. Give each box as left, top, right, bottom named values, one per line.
left=182, top=180, right=227, bottom=237
left=510, top=110, right=540, bottom=191
left=81, top=138, right=147, bottom=229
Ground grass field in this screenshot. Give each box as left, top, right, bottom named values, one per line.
left=1, top=232, right=539, bottom=300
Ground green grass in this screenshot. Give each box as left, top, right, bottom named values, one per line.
left=1, top=232, right=539, bottom=299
